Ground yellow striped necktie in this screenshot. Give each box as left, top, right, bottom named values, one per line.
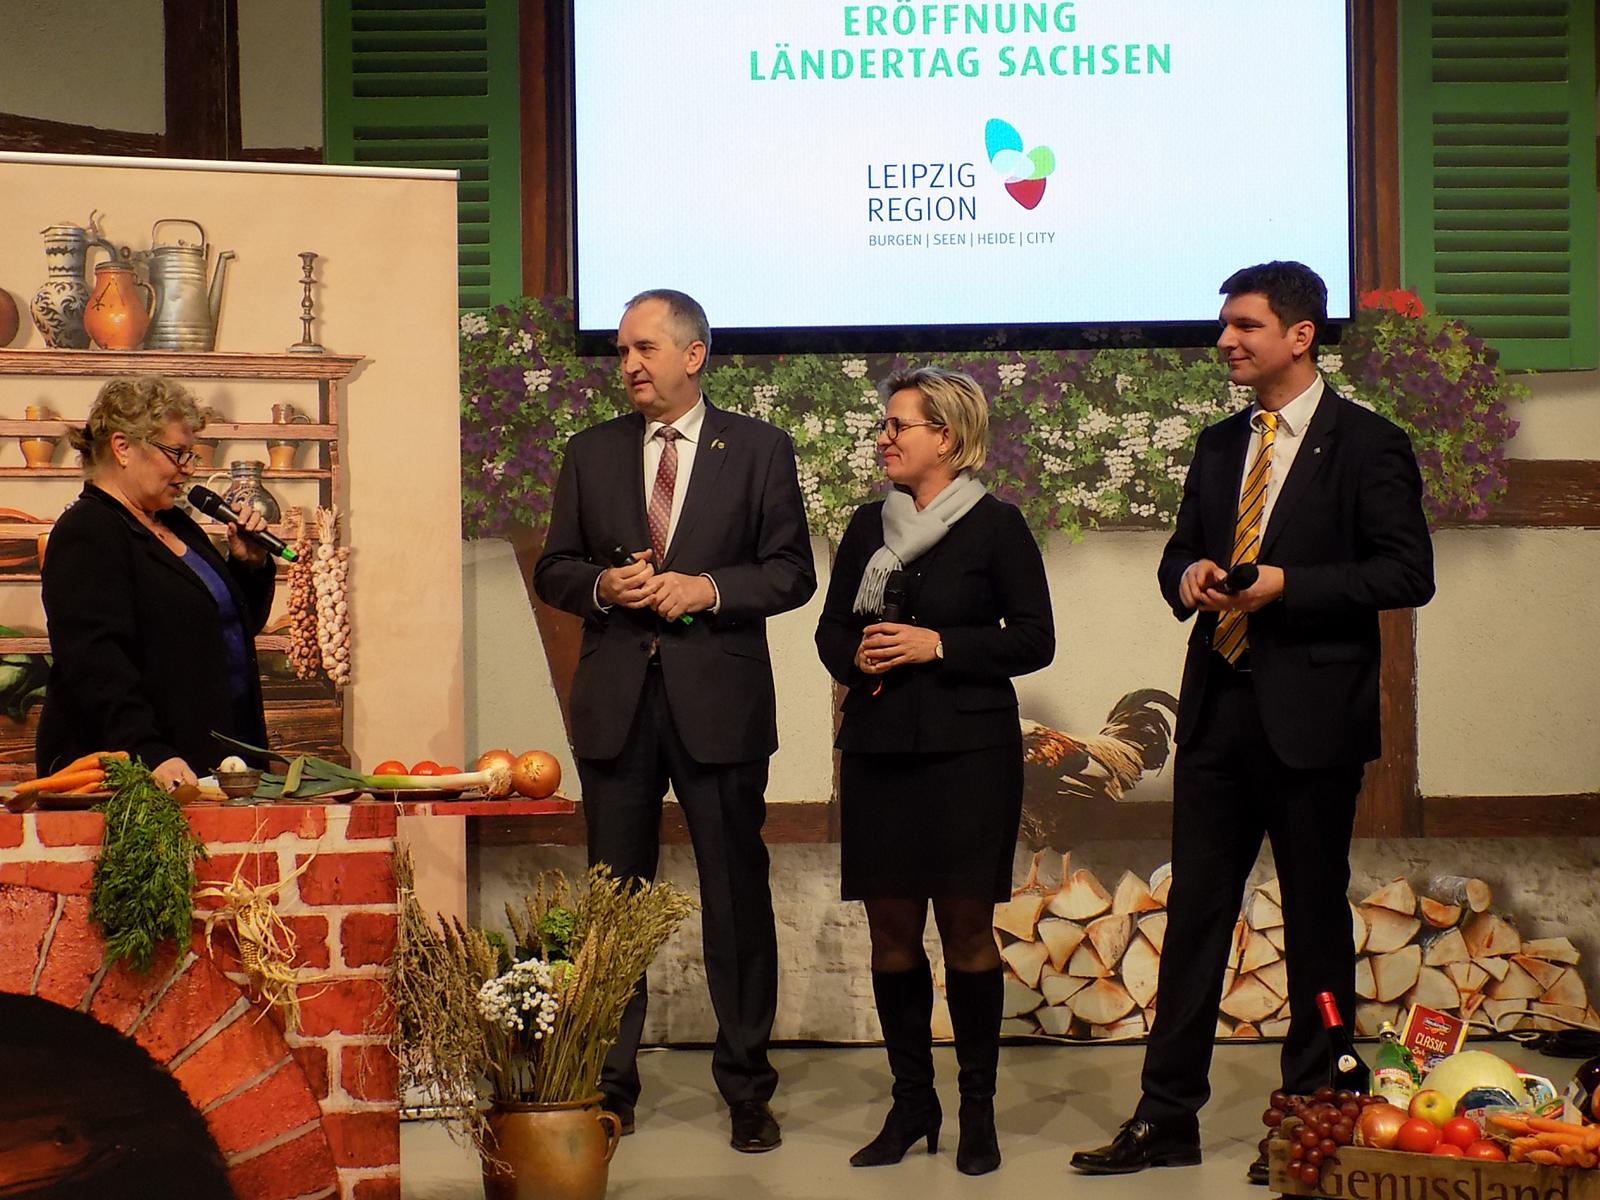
left=1213, top=410, right=1278, bottom=664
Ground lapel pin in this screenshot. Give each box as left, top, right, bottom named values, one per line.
left=1314, top=446, right=1322, bottom=454
left=711, top=438, right=726, bottom=450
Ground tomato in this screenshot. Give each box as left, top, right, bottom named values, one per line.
left=434, top=765, right=461, bottom=775
left=1465, top=1141, right=1506, bottom=1162
left=410, top=760, right=442, bottom=776
left=1430, top=1143, right=1465, bottom=1157
left=1440, top=1118, right=1480, bottom=1150
left=372, top=760, right=408, bottom=775
left=1394, top=1118, right=1442, bottom=1154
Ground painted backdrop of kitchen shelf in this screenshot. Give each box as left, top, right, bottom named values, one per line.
left=0, top=348, right=365, bottom=772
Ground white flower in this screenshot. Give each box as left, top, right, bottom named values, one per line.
left=1152, top=416, right=1191, bottom=451
left=997, top=363, right=1027, bottom=388
left=801, top=413, right=824, bottom=438
left=1227, top=383, right=1253, bottom=408
left=524, top=368, right=552, bottom=392
left=1114, top=373, right=1134, bottom=395
left=459, top=312, right=490, bottom=338
left=1317, top=351, right=1344, bottom=374
left=511, top=330, right=534, bottom=354
left=841, top=359, right=869, bottom=380
left=478, top=957, right=561, bottom=1039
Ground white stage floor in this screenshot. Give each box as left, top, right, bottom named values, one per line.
left=400, top=1038, right=1563, bottom=1198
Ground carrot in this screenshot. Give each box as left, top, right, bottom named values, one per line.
left=1490, top=1114, right=1533, bottom=1134
left=1527, top=1149, right=1562, bottom=1166
left=15, top=751, right=125, bottom=794
left=15, top=767, right=104, bottom=795
left=64, top=780, right=107, bottom=794
left=1526, top=1116, right=1588, bottom=1137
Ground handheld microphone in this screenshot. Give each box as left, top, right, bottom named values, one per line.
left=879, top=570, right=909, bottom=623
left=187, top=486, right=297, bottom=562
left=1218, top=561, right=1259, bottom=594
left=609, top=545, right=693, bottom=625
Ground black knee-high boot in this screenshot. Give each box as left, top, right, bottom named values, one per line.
left=944, top=965, right=1003, bottom=1176
left=851, top=962, right=942, bottom=1166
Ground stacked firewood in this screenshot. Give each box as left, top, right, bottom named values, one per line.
left=990, top=857, right=1596, bottom=1040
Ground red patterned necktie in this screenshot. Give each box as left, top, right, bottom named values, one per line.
left=647, top=426, right=680, bottom=564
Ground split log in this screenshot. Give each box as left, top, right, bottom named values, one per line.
left=1240, top=929, right=1282, bottom=973
left=1444, top=962, right=1490, bottom=995
left=1247, top=890, right=1284, bottom=931
left=1070, top=979, right=1136, bottom=1026
left=1521, top=936, right=1580, bottom=965
left=1232, top=1022, right=1261, bottom=1038
left=1538, top=969, right=1588, bottom=1011
left=1420, top=897, right=1463, bottom=928
left=994, top=892, right=1047, bottom=941
left=1459, top=991, right=1486, bottom=1021
left=1121, top=934, right=1161, bottom=1009
left=1461, top=912, right=1520, bottom=959
left=1220, top=974, right=1283, bottom=1024
left=1355, top=1002, right=1401, bottom=1036
left=1041, top=973, right=1090, bottom=1007
left=1001, top=1016, right=1041, bottom=1036
left=1371, top=944, right=1423, bottom=1003
left=1002, top=975, right=1044, bottom=1017
left=1048, top=869, right=1112, bottom=921
left=1420, top=927, right=1470, bottom=967
left=1405, top=966, right=1461, bottom=1012
left=1261, top=1014, right=1292, bottom=1038
left=1067, top=942, right=1112, bottom=979
left=1254, top=959, right=1289, bottom=1001
left=1149, top=862, right=1173, bottom=907
left=1112, top=870, right=1161, bottom=915
left=1511, top=954, right=1567, bottom=992
left=1481, top=997, right=1534, bottom=1031
left=1089, top=1012, right=1147, bottom=1040
left=1426, top=875, right=1492, bottom=914
left=1485, top=960, right=1543, bottom=1001
left=1356, top=956, right=1377, bottom=1001
left=1351, top=902, right=1369, bottom=954
left=1086, top=914, right=1133, bottom=971
left=1361, top=904, right=1422, bottom=954
left=1226, top=918, right=1250, bottom=971
left=1256, top=877, right=1282, bottom=906
left=1531, top=1002, right=1589, bottom=1030
left=1362, top=877, right=1418, bottom=915
left=1264, top=926, right=1286, bottom=953
left=1037, top=918, right=1087, bottom=971
left=1138, top=911, right=1168, bottom=954
left=1475, top=955, right=1510, bottom=982
left=1035, top=1005, right=1076, bottom=1036
left=1000, top=940, right=1051, bottom=989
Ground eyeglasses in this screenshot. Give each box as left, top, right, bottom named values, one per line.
left=145, top=438, right=199, bottom=469
left=873, top=417, right=945, bottom=442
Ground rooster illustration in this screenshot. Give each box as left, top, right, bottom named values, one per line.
left=1019, top=688, right=1179, bottom=849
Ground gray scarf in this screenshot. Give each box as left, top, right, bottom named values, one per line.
left=852, top=473, right=987, bottom=616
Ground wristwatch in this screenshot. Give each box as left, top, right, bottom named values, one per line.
left=934, top=636, right=945, bottom=661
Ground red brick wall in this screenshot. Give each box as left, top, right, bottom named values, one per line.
left=0, top=802, right=400, bottom=1200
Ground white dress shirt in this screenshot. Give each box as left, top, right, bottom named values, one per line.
left=1240, top=375, right=1325, bottom=536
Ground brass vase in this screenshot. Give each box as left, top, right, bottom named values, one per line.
left=482, top=1095, right=622, bottom=1200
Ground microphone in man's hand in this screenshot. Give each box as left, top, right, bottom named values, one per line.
left=187, top=486, right=297, bottom=562
left=1217, top=561, right=1259, bottom=594
left=609, top=544, right=693, bottom=625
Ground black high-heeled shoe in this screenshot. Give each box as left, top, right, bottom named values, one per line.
left=955, top=1097, right=1000, bottom=1175
left=850, top=1098, right=942, bottom=1166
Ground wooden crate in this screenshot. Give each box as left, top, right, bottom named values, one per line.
left=1270, top=1137, right=1600, bottom=1200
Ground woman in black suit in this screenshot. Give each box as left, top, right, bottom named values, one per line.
left=36, top=376, right=275, bottom=790
left=815, top=367, right=1054, bottom=1176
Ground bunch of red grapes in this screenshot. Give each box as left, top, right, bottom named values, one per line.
left=1261, top=1088, right=1389, bottom=1188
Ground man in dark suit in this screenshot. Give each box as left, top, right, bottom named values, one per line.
left=534, top=289, right=816, bottom=1152
left=1071, top=262, right=1435, bottom=1180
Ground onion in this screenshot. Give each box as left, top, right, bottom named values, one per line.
left=1357, top=1102, right=1408, bottom=1150
left=475, top=748, right=515, bottom=773
left=512, top=750, right=561, bottom=798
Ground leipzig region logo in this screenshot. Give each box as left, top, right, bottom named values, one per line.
left=984, top=118, right=1056, bottom=210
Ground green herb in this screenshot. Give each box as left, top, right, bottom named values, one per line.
left=90, top=757, right=208, bottom=973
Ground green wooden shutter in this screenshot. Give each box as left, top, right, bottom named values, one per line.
left=324, top=0, right=521, bottom=310
left=1398, top=0, right=1597, bottom=370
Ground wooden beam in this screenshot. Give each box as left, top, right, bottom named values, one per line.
left=521, top=0, right=571, bottom=295
left=164, top=0, right=237, bottom=160
left=1440, top=460, right=1600, bottom=530
left=468, top=799, right=839, bottom=848
left=1351, top=0, right=1402, bottom=290
left=0, top=113, right=162, bottom=157
left=1356, top=609, right=1421, bottom=836
left=1421, top=794, right=1600, bottom=838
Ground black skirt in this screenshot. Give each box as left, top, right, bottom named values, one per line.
left=839, top=738, right=1022, bottom=902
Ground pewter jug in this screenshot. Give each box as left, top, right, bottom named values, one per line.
left=221, top=460, right=281, bottom=524
left=144, top=219, right=234, bottom=351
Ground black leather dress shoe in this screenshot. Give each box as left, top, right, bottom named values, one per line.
left=729, top=1100, right=781, bottom=1152
left=1247, top=1151, right=1269, bottom=1185
left=1070, top=1118, right=1202, bottom=1175
left=600, top=1094, right=635, bottom=1136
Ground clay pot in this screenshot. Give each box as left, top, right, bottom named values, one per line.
left=20, top=403, right=57, bottom=468
left=482, top=1096, right=622, bottom=1200
left=30, top=224, right=97, bottom=349
left=0, top=287, right=19, bottom=346
left=83, top=252, right=155, bottom=350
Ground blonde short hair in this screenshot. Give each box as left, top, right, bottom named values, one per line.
left=69, top=376, right=206, bottom=470
left=879, top=366, right=988, bottom=473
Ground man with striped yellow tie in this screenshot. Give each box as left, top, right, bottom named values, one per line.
left=1071, top=261, right=1435, bottom=1182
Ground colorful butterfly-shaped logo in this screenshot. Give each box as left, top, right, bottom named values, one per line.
left=985, top=118, right=1056, bottom=210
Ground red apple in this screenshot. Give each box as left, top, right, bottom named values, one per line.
left=1408, top=1089, right=1454, bottom=1128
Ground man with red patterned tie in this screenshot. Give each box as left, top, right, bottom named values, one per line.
left=534, top=290, right=815, bottom=1152
left=1071, top=262, right=1434, bottom=1182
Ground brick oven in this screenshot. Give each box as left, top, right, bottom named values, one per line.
left=0, top=802, right=401, bottom=1200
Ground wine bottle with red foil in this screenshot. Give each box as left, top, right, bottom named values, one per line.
left=1316, top=991, right=1371, bottom=1093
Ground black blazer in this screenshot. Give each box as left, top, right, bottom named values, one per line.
left=1157, top=389, right=1435, bottom=769
left=36, top=484, right=275, bottom=774
left=534, top=401, right=816, bottom=764
left=815, top=493, right=1054, bottom=754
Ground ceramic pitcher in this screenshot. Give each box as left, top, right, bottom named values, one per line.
left=83, top=245, right=155, bottom=350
